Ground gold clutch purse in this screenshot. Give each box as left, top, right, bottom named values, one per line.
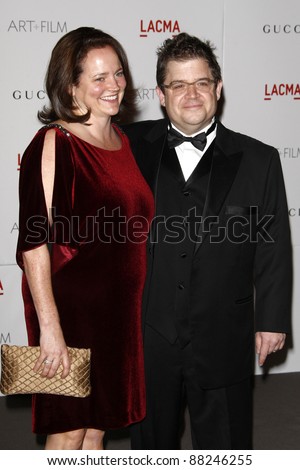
left=0, top=344, right=91, bottom=398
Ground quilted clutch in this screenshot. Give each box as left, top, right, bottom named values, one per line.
left=0, top=344, right=91, bottom=397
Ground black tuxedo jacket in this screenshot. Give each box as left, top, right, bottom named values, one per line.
left=123, top=118, right=293, bottom=388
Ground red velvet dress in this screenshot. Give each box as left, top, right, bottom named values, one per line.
left=16, top=124, right=154, bottom=434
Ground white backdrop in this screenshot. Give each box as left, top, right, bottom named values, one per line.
left=1, top=0, right=299, bottom=394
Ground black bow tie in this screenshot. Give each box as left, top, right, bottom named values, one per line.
left=167, top=121, right=216, bottom=151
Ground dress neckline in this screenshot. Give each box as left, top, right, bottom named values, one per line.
left=44, top=123, right=124, bottom=152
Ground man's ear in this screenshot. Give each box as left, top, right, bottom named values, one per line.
left=156, top=86, right=166, bottom=107
left=216, top=80, right=223, bottom=101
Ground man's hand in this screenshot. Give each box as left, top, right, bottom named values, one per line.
left=255, top=331, right=286, bottom=367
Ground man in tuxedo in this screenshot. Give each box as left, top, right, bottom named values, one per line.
left=123, top=32, right=292, bottom=449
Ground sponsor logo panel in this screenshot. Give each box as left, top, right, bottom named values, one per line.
left=7, top=20, right=67, bottom=33
left=139, top=19, right=180, bottom=38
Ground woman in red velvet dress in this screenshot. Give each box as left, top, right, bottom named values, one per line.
left=16, top=27, right=154, bottom=450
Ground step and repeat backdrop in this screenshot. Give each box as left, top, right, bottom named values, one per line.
left=0, top=0, right=299, bottom=390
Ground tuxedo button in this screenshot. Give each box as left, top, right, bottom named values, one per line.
left=180, top=252, right=187, bottom=258
left=178, top=282, right=185, bottom=290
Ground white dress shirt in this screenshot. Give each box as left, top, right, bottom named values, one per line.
left=171, top=118, right=217, bottom=181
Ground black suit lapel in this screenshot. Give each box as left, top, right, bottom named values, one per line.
left=206, top=145, right=242, bottom=218
left=162, top=138, right=215, bottom=188
left=194, top=131, right=243, bottom=253
left=160, top=145, right=186, bottom=185
left=136, top=134, right=165, bottom=195
left=185, top=142, right=214, bottom=189
left=132, top=120, right=168, bottom=196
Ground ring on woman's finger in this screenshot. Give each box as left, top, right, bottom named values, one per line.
left=43, top=359, right=54, bottom=365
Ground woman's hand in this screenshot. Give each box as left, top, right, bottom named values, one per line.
left=34, top=326, right=71, bottom=379
left=22, top=244, right=71, bottom=380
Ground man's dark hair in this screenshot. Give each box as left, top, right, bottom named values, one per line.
left=156, top=32, right=222, bottom=89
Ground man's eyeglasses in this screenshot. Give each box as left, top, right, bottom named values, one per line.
left=161, top=78, right=216, bottom=94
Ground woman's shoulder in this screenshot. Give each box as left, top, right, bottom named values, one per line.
left=27, top=123, right=72, bottom=146
left=39, top=122, right=73, bottom=139
left=21, top=123, right=73, bottom=169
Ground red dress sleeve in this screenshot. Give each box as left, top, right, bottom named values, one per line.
left=16, top=126, right=76, bottom=271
